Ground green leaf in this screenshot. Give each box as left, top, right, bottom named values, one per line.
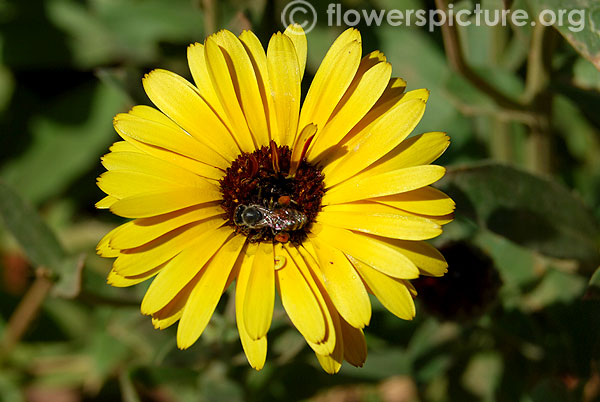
left=439, top=162, right=600, bottom=269
left=1, top=82, right=127, bottom=205
left=528, top=0, right=600, bottom=70
left=46, top=0, right=204, bottom=67
left=51, top=253, right=85, bottom=298
left=0, top=181, right=82, bottom=297
left=444, top=66, right=524, bottom=110
left=377, top=23, right=455, bottom=134
left=461, top=352, right=503, bottom=399
left=586, top=266, right=600, bottom=298
left=573, top=57, right=600, bottom=90
left=523, top=266, right=586, bottom=310
left=0, top=181, right=66, bottom=269
left=0, top=371, right=25, bottom=402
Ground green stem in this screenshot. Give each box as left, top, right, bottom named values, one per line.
left=522, top=23, right=556, bottom=175
left=491, top=119, right=513, bottom=162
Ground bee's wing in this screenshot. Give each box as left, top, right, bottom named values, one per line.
left=254, top=205, right=274, bottom=228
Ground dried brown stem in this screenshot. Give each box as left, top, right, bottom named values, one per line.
left=1, top=267, right=53, bottom=356
left=435, top=0, right=557, bottom=174
left=202, top=0, right=216, bottom=35
left=434, top=0, right=528, bottom=113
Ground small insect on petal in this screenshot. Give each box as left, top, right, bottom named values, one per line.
left=275, top=253, right=287, bottom=270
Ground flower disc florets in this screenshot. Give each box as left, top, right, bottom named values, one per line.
left=219, top=142, right=325, bottom=245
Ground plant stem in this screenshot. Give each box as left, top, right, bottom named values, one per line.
left=1, top=267, right=53, bottom=357
left=492, top=119, right=513, bottom=162
left=202, top=0, right=216, bottom=35
left=523, top=23, right=556, bottom=175
left=434, top=0, right=528, bottom=114
left=77, top=291, right=141, bottom=307
left=490, top=13, right=513, bottom=162
left=435, top=0, right=557, bottom=175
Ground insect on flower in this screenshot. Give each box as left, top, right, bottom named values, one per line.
left=234, top=199, right=308, bottom=243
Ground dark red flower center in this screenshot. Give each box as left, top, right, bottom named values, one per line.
left=219, top=143, right=325, bottom=245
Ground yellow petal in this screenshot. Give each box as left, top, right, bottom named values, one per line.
left=112, top=113, right=223, bottom=181
left=97, top=224, right=122, bottom=257
left=267, top=32, right=301, bottom=146
left=298, top=40, right=362, bottom=137
left=97, top=171, right=179, bottom=199
left=113, top=218, right=223, bottom=276
left=112, top=132, right=223, bottom=181
left=340, top=317, right=367, bottom=367
left=236, top=243, right=268, bottom=370
left=142, top=69, right=241, bottom=159
left=374, top=237, right=448, bottom=277
left=210, top=30, right=270, bottom=146
left=372, top=86, right=428, bottom=117
left=109, top=204, right=223, bottom=249
left=326, top=27, right=362, bottom=51
left=405, top=280, right=418, bottom=297
left=127, top=104, right=181, bottom=129
left=373, top=77, right=408, bottom=109
left=243, top=242, right=275, bottom=340
left=187, top=42, right=227, bottom=119
left=310, top=224, right=419, bottom=279
left=289, top=123, right=317, bottom=176
left=283, top=24, right=307, bottom=80
left=109, top=185, right=222, bottom=218
left=152, top=312, right=182, bottom=330
left=204, top=34, right=255, bottom=152
left=114, top=111, right=229, bottom=169
left=315, top=312, right=343, bottom=374
left=323, top=165, right=446, bottom=205
left=298, top=28, right=361, bottom=135
left=109, top=141, right=137, bottom=153
left=107, top=264, right=163, bottom=288
left=102, top=151, right=209, bottom=188
left=316, top=352, right=342, bottom=375
left=275, top=246, right=327, bottom=346
left=350, top=256, right=416, bottom=320
left=295, top=246, right=339, bottom=356
left=140, top=226, right=233, bottom=315
left=318, top=202, right=442, bottom=240
left=323, top=98, right=427, bottom=187
left=239, top=30, right=278, bottom=143
left=96, top=195, right=117, bottom=209
left=396, top=211, right=453, bottom=226
left=308, top=53, right=391, bottom=160
left=360, top=132, right=450, bottom=180
left=373, top=186, right=455, bottom=216
left=151, top=278, right=197, bottom=329
left=177, top=234, right=246, bottom=349
left=317, top=86, right=427, bottom=175
left=308, top=238, right=371, bottom=329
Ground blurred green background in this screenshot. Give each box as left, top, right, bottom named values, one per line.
left=1, top=0, right=600, bottom=401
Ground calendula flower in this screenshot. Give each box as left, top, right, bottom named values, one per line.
left=96, top=24, right=454, bottom=373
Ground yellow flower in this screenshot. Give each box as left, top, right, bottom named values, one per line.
left=96, top=25, right=454, bottom=374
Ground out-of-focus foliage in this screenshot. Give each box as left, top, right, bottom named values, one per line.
left=530, top=0, right=600, bottom=70
left=0, top=0, right=599, bottom=401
